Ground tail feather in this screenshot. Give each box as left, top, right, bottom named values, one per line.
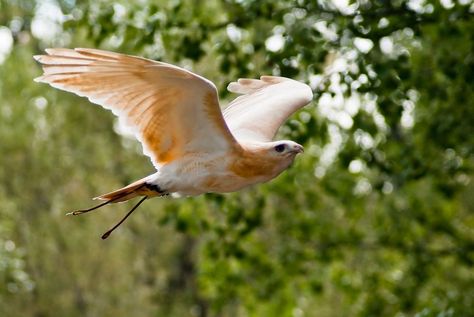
left=94, top=177, right=162, bottom=203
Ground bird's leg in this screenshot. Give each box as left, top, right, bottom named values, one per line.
left=66, top=195, right=124, bottom=216
left=101, top=196, right=148, bottom=240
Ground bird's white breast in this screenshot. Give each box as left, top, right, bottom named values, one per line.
left=147, top=152, right=260, bottom=196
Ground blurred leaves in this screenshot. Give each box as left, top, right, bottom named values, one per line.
left=0, top=0, right=473, bottom=316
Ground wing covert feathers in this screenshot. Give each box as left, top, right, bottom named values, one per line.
left=34, top=48, right=238, bottom=167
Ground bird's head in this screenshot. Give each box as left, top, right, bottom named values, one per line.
left=241, top=140, right=304, bottom=161
left=262, top=140, right=304, bottom=169
left=232, top=140, right=304, bottom=180
left=262, top=140, right=304, bottom=173
left=269, top=140, right=304, bottom=157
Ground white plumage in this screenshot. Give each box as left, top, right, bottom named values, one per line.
left=34, top=48, right=313, bottom=238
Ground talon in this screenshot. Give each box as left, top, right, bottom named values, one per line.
left=67, top=210, right=85, bottom=216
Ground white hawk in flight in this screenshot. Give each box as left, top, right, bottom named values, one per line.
left=34, top=48, right=313, bottom=238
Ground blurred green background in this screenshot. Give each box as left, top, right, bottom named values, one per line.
left=1, top=0, right=473, bottom=316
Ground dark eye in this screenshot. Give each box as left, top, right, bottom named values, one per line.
left=274, top=144, right=286, bottom=153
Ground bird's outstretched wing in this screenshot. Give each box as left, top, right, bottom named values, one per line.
left=34, top=48, right=238, bottom=167
left=224, top=76, right=313, bottom=142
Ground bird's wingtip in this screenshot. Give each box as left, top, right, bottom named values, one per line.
left=227, top=82, right=239, bottom=93
left=302, top=83, right=314, bottom=103
left=34, top=76, right=45, bottom=83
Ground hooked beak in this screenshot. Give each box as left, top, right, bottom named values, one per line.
left=291, top=144, right=304, bottom=154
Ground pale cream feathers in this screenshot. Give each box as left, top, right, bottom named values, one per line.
left=34, top=48, right=237, bottom=168
left=34, top=48, right=313, bottom=238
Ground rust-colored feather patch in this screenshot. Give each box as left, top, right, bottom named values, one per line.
left=34, top=48, right=239, bottom=167
left=229, top=147, right=279, bottom=178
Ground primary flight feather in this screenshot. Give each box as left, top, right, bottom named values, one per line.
left=34, top=48, right=313, bottom=239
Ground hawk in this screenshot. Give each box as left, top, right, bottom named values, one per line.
left=34, top=48, right=313, bottom=238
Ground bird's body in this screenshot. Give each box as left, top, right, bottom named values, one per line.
left=121, top=140, right=301, bottom=198
left=34, top=48, right=312, bottom=238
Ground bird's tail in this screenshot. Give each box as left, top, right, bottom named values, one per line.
left=67, top=176, right=166, bottom=239
left=94, top=177, right=161, bottom=203
left=67, top=177, right=158, bottom=216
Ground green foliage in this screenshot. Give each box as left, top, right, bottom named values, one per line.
left=0, top=0, right=473, bottom=316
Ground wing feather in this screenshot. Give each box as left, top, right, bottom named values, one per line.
left=224, top=76, right=313, bottom=142
left=35, top=48, right=238, bottom=167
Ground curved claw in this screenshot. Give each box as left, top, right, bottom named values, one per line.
left=66, top=210, right=87, bottom=216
